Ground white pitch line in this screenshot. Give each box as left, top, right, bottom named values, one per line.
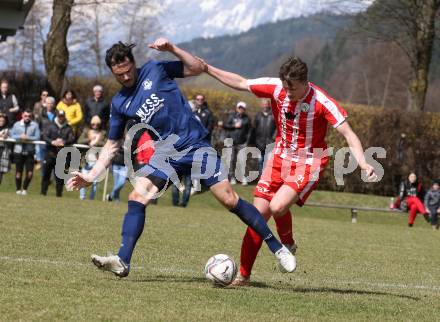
left=1, top=255, right=439, bottom=292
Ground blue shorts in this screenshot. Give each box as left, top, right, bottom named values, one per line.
left=136, top=140, right=227, bottom=190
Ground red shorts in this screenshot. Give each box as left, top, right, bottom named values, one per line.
left=254, top=153, right=329, bottom=206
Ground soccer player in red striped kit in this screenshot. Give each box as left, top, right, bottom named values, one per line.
left=200, top=56, right=378, bottom=285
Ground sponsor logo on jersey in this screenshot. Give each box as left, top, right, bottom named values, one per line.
left=135, top=93, right=165, bottom=123
left=142, top=79, right=153, bottom=90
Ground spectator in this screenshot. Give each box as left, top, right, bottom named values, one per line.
left=0, top=113, right=11, bottom=184
left=211, top=120, right=226, bottom=153
left=36, top=95, right=57, bottom=170
left=41, top=110, right=76, bottom=197
left=0, top=79, right=20, bottom=127
left=33, top=89, right=49, bottom=123
left=249, top=99, right=276, bottom=175
left=172, top=175, right=192, bottom=207
left=424, top=179, right=440, bottom=230
left=193, top=94, right=214, bottom=140
left=10, top=109, right=40, bottom=195
left=39, top=96, right=57, bottom=130
left=396, top=172, right=430, bottom=227
left=77, top=116, right=106, bottom=200
left=56, top=89, right=83, bottom=135
left=106, top=145, right=128, bottom=202
left=83, top=85, right=110, bottom=127
left=34, top=95, right=56, bottom=171
left=224, top=101, right=251, bottom=185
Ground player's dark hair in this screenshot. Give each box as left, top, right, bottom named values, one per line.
left=279, top=56, right=308, bottom=85
left=23, top=108, right=33, bottom=114
left=105, top=42, right=136, bottom=69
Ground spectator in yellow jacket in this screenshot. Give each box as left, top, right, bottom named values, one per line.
left=56, top=90, right=83, bottom=134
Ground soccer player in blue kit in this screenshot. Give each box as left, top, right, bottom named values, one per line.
left=67, top=38, right=296, bottom=278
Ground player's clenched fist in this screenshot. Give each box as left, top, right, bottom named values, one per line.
left=148, top=38, right=174, bottom=52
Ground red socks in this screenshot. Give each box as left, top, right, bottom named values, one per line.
left=239, top=210, right=294, bottom=278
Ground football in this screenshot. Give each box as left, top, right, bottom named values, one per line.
left=204, top=254, right=238, bottom=287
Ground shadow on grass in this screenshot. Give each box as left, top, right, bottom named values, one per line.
left=123, top=275, right=419, bottom=300
left=244, top=282, right=420, bottom=301
left=126, top=274, right=207, bottom=284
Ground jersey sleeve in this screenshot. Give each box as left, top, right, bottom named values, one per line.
left=107, top=102, right=127, bottom=140
left=246, top=78, right=281, bottom=98
left=321, top=98, right=347, bottom=128
left=158, top=61, right=184, bottom=79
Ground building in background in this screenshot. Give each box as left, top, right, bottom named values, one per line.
left=0, top=0, right=35, bottom=42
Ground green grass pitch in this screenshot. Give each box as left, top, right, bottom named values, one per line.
left=0, top=175, right=439, bottom=321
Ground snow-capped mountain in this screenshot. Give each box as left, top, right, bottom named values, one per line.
left=158, top=0, right=370, bottom=43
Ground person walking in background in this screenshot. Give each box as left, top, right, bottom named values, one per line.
left=10, top=109, right=40, bottom=195
left=78, top=116, right=106, bottom=200
left=41, top=110, right=76, bottom=197
left=56, top=90, right=83, bottom=136
left=0, top=79, right=20, bottom=127
left=424, top=179, right=440, bottom=230
left=106, top=145, right=128, bottom=202
left=0, top=113, right=11, bottom=184
left=83, top=85, right=110, bottom=128
left=224, top=101, right=251, bottom=185
left=249, top=99, right=276, bottom=176
left=397, top=172, right=430, bottom=227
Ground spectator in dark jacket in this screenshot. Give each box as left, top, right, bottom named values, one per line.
left=397, top=172, right=429, bottom=227
left=424, top=179, right=440, bottom=230
left=36, top=96, right=57, bottom=169
left=41, top=110, right=76, bottom=197
left=193, top=94, right=214, bottom=140
left=0, top=80, right=20, bottom=127
left=83, top=85, right=110, bottom=127
left=249, top=99, right=276, bottom=175
left=0, top=113, right=11, bottom=184
left=10, top=109, right=40, bottom=195
left=224, top=101, right=251, bottom=185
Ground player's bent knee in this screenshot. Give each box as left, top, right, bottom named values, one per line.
left=269, top=202, right=288, bottom=217
left=128, top=190, right=149, bottom=205
left=221, top=192, right=239, bottom=210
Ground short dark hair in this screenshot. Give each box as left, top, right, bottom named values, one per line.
left=105, top=42, right=136, bottom=69
left=23, top=108, right=33, bottom=115
left=62, top=89, right=77, bottom=100
left=279, top=57, right=308, bottom=85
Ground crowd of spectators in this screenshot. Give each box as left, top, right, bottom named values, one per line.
left=0, top=79, right=276, bottom=205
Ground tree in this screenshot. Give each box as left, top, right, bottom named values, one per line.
left=354, top=0, right=440, bottom=111
left=43, top=0, right=74, bottom=98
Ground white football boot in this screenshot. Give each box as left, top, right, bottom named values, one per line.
left=275, top=245, right=296, bottom=273
left=91, top=254, right=129, bottom=278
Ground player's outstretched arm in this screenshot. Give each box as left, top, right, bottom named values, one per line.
left=202, top=61, right=249, bottom=92
left=336, top=121, right=378, bottom=182
left=148, top=37, right=204, bottom=77
left=67, top=139, right=121, bottom=190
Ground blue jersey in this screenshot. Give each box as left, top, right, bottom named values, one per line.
left=108, top=60, right=208, bottom=150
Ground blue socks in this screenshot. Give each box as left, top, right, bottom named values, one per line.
left=231, top=198, right=282, bottom=254
left=118, top=201, right=146, bottom=265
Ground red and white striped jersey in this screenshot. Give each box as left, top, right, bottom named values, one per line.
left=247, top=78, right=347, bottom=161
